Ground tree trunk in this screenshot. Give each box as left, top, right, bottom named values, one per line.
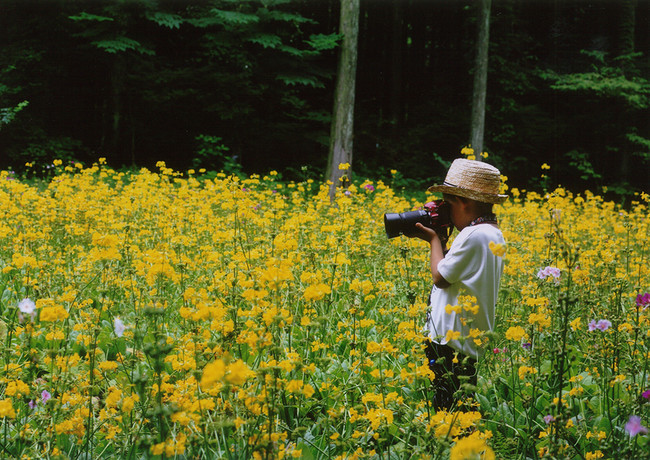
left=326, top=0, right=360, bottom=200
left=470, top=0, right=491, bottom=159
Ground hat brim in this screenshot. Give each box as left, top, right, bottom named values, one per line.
left=427, top=184, right=508, bottom=204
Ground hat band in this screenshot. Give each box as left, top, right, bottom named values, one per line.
left=442, top=180, right=498, bottom=196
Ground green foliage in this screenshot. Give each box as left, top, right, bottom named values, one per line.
left=546, top=70, right=650, bottom=109
left=145, top=12, right=183, bottom=29
left=306, top=33, right=342, bottom=51
left=92, top=37, right=154, bottom=55
left=247, top=33, right=283, bottom=49
left=566, top=150, right=602, bottom=182
left=210, top=8, right=261, bottom=25
left=12, top=135, right=85, bottom=173
left=0, top=101, right=28, bottom=130
left=68, top=12, right=114, bottom=22
left=541, top=51, right=650, bottom=110
left=626, top=132, right=650, bottom=162
left=192, top=135, right=242, bottom=177
left=2, top=0, right=650, bottom=196
left=276, top=74, right=324, bottom=88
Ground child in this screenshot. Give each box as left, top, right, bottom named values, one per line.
left=412, top=158, right=507, bottom=410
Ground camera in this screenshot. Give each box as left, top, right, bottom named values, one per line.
left=383, top=200, right=452, bottom=239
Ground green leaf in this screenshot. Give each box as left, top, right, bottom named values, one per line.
left=210, top=8, right=260, bottom=25
left=92, top=37, right=155, bottom=55
left=146, top=12, right=183, bottom=29
left=69, top=12, right=114, bottom=22
left=263, top=10, right=316, bottom=25
left=247, top=34, right=283, bottom=49
left=278, top=44, right=308, bottom=57
left=306, top=34, right=341, bottom=51
left=276, top=75, right=324, bottom=88
left=626, top=132, right=650, bottom=150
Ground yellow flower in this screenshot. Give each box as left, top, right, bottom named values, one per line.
left=445, top=330, right=461, bottom=341
left=122, top=394, right=139, bottom=413
left=98, top=361, right=118, bottom=371
left=39, top=304, right=69, bottom=322
left=4, top=380, right=30, bottom=397
left=364, top=408, right=393, bottom=430
left=518, top=366, right=537, bottom=380
left=528, top=312, right=551, bottom=329
left=570, top=317, right=582, bottom=331
left=445, top=304, right=462, bottom=314
left=201, top=359, right=226, bottom=388
left=449, top=433, right=495, bottom=460
left=489, top=241, right=507, bottom=257
left=0, top=400, right=16, bottom=418
left=226, top=359, right=255, bottom=386
left=505, top=326, right=527, bottom=341
left=286, top=380, right=304, bottom=394
left=303, top=384, right=315, bottom=398
left=338, top=163, right=350, bottom=170
left=303, top=283, right=331, bottom=301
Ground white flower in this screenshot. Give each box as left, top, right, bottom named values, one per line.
left=18, top=298, right=36, bottom=315
left=114, top=317, right=126, bottom=337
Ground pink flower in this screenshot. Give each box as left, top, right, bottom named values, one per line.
left=642, top=390, right=650, bottom=400
left=636, top=293, right=650, bottom=309
left=536, top=266, right=561, bottom=284
left=596, top=319, right=612, bottom=331
left=625, top=415, right=648, bottom=437
left=364, top=184, right=375, bottom=192
left=589, top=319, right=611, bottom=332
left=544, top=415, right=555, bottom=424
left=41, top=390, right=51, bottom=404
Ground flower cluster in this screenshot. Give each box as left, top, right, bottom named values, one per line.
left=0, top=160, right=647, bottom=459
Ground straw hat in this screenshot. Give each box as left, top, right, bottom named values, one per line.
left=427, top=158, right=508, bottom=204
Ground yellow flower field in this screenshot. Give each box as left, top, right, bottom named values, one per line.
left=0, top=160, right=648, bottom=459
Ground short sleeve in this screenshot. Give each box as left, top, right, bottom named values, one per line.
left=437, top=229, right=482, bottom=284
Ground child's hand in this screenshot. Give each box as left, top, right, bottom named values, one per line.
left=414, top=223, right=439, bottom=243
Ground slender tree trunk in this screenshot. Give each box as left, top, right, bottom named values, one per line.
left=326, top=0, right=360, bottom=200
left=470, top=0, right=491, bottom=159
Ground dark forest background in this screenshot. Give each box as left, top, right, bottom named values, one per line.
left=1, top=0, right=650, bottom=196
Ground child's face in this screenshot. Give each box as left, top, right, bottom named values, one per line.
left=443, top=194, right=461, bottom=228
left=443, top=194, right=468, bottom=230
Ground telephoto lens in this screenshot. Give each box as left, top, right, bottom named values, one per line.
left=383, top=210, right=431, bottom=239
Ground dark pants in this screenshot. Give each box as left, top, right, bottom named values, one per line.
left=424, top=340, right=477, bottom=411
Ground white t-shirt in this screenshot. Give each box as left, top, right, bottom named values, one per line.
left=426, top=224, right=505, bottom=359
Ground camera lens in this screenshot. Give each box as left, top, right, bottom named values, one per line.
left=383, top=210, right=430, bottom=238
